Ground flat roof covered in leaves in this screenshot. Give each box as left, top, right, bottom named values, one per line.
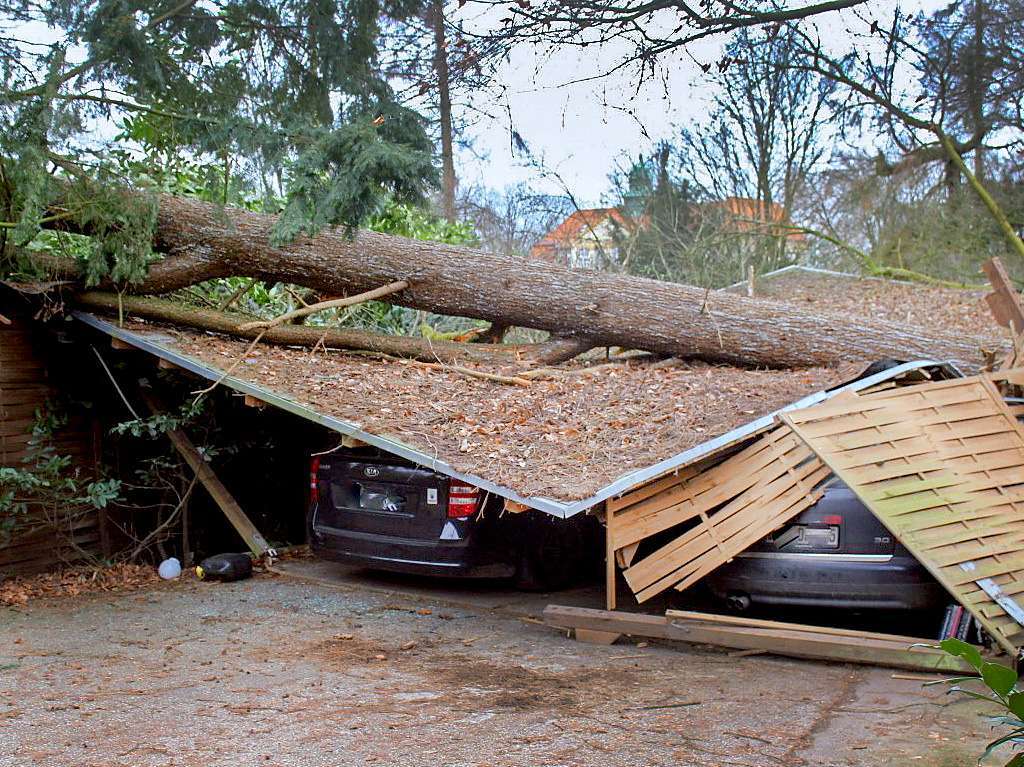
left=74, top=311, right=955, bottom=517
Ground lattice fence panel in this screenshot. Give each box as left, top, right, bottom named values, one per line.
left=783, top=374, right=1024, bottom=655
left=611, top=424, right=829, bottom=603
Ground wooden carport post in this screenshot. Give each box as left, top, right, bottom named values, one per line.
left=605, top=502, right=616, bottom=611
left=573, top=502, right=623, bottom=645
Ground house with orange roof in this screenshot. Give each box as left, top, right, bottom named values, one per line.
left=701, top=197, right=805, bottom=243
left=531, top=196, right=803, bottom=270
left=529, top=207, right=637, bottom=269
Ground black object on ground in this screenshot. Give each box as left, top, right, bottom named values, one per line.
left=197, top=553, right=253, bottom=582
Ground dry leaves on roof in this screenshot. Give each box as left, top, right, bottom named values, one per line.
left=133, top=321, right=855, bottom=501
left=733, top=269, right=1001, bottom=343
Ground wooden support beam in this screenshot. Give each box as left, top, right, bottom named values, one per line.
left=984, top=257, right=1024, bottom=335
left=543, top=605, right=981, bottom=672
left=575, top=628, right=620, bottom=645
left=110, top=337, right=134, bottom=351
left=157, top=357, right=180, bottom=371
left=605, top=504, right=617, bottom=611
left=242, top=394, right=266, bottom=409
left=139, top=388, right=274, bottom=557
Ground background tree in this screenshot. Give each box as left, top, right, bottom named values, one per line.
left=457, top=182, right=573, bottom=257
left=382, top=0, right=506, bottom=222
left=680, top=27, right=836, bottom=222
left=0, top=0, right=437, bottom=284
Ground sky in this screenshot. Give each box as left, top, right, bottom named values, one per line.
left=455, top=33, right=723, bottom=205
left=454, top=0, right=945, bottom=207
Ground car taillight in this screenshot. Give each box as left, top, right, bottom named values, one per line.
left=447, top=483, right=480, bottom=519
left=310, top=457, right=321, bottom=504
left=823, top=514, right=843, bottom=526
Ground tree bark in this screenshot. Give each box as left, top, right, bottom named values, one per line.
left=57, top=194, right=993, bottom=370
left=73, top=292, right=588, bottom=365
left=431, top=0, right=457, bottom=224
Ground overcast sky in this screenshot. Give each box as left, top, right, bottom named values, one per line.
left=14, top=0, right=943, bottom=210
left=455, top=0, right=944, bottom=207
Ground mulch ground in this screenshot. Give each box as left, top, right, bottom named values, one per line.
left=733, top=268, right=1004, bottom=343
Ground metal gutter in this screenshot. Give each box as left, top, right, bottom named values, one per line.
left=722, top=263, right=920, bottom=291
left=72, top=311, right=959, bottom=519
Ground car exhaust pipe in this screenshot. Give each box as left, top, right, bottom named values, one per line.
left=726, top=593, right=751, bottom=611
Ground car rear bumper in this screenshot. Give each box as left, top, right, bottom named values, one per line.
left=706, top=553, right=948, bottom=610
left=309, top=523, right=515, bottom=578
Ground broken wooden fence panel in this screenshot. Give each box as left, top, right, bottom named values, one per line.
left=782, top=372, right=1024, bottom=657
left=611, top=424, right=829, bottom=603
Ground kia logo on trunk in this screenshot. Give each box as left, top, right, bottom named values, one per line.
left=364, top=466, right=381, bottom=478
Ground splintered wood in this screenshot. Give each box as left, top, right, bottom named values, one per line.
left=782, top=372, right=1024, bottom=656
left=609, top=425, right=830, bottom=603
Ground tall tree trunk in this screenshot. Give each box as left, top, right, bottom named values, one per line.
left=83, top=194, right=992, bottom=371
left=431, top=0, right=457, bottom=224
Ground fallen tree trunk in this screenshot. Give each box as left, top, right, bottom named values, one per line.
left=55, top=194, right=993, bottom=369
left=74, top=293, right=590, bottom=365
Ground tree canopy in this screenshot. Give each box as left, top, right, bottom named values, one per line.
left=1, top=0, right=438, bottom=283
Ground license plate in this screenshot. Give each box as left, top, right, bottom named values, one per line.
left=794, top=525, right=839, bottom=550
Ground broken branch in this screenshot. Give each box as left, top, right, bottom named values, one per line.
left=238, top=279, right=409, bottom=331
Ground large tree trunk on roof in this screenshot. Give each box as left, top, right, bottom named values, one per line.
left=63, top=194, right=990, bottom=370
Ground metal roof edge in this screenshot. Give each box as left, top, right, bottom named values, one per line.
left=72, top=311, right=576, bottom=518
left=557, top=359, right=962, bottom=516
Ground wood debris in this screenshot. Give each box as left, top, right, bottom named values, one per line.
left=782, top=370, right=1024, bottom=656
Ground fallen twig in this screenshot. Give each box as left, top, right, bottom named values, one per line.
left=629, top=701, right=702, bottom=711
left=239, top=280, right=409, bottom=331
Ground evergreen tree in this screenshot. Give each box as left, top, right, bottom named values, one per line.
left=0, top=0, right=437, bottom=284
left=620, top=144, right=699, bottom=282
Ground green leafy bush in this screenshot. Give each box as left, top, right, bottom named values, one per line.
left=936, top=637, right=1024, bottom=766
left=0, top=406, right=122, bottom=548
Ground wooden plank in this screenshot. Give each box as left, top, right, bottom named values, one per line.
left=575, top=628, right=620, bottom=645
left=543, top=605, right=979, bottom=673
left=612, top=432, right=810, bottom=550
left=626, top=458, right=829, bottom=600
left=665, top=609, right=947, bottom=645
left=605, top=502, right=616, bottom=611
left=983, top=257, right=1024, bottom=334
left=140, top=389, right=273, bottom=557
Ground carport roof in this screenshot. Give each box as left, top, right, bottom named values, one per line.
left=73, top=310, right=958, bottom=518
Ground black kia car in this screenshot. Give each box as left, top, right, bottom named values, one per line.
left=307, top=448, right=599, bottom=590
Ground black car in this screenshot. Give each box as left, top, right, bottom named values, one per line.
left=307, top=448, right=598, bottom=590
left=705, top=480, right=949, bottom=611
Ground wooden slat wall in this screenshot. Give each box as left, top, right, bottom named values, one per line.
left=610, top=424, right=830, bottom=603
left=0, top=314, right=101, bottom=576
left=783, top=372, right=1024, bottom=656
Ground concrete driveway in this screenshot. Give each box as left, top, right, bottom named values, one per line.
left=0, top=560, right=995, bottom=766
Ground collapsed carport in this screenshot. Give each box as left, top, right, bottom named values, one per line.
left=69, top=307, right=1008, bottom=672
